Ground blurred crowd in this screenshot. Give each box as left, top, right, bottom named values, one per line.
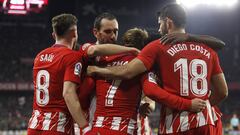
left=0, top=92, right=32, bottom=131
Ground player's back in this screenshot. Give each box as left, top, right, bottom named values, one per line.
left=28, top=44, right=83, bottom=134
left=154, top=41, right=222, bottom=134
left=158, top=42, right=219, bottom=99
left=93, top=53, right=142, bottom=134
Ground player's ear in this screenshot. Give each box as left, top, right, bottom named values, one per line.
left=93, top=28, right=99, bottom=38
left=166, top=17, right=173, bottom=29
left=52, top=32, right=56, bottom=40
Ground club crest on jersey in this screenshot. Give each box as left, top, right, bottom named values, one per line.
left=74, top=62, right=82, bottom=76
left=82, top=43, right=92, bottom=50
left=148, top=72, right=157, bottom=84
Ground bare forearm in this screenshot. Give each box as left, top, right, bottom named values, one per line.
left=94, top=65, right=130, bottom=79
left=209, top=93, right=225, bottom=106
left=188, top=34, right=225, bottom=50
left=210, top=73, right=228, bottom=105
left=89, top=44, right=138, bottom=57
left=63, top=82, right=88, bottom=128
left=64, top=94, right=88, bottom=128
left=88, top=58, right=146, bottom=79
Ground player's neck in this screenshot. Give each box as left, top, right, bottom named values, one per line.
left=55, top=39, right=73, bottom=49
left=168, top=28, right=185, bottom=34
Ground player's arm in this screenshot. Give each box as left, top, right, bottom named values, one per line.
left=87, top=44, right=139, bottom=57
left=63, top=81, right=88, bottom=128
left=160, top=33, right=225, bottom=50
left=141, top=73, right=206, bottom=112
left=87, top=58, right=147, bottom=80
left=209, top=73, right=228, bottom=106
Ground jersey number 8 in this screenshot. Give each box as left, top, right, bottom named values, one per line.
left=36, top=70, right=50, bottom=106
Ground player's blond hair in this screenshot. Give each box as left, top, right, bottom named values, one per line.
left=122, top=28, right=148, bottom=50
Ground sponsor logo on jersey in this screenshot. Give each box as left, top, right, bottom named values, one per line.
left=148, top=72, right=157, bottom=84
left=74, top=62, right=82, bottom=76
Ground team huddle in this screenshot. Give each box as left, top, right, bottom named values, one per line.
left=27, top=3, right=228, bottom=135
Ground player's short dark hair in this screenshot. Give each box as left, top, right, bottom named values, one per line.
left=122, top=28, right=148, bottom=50
left=52, top=13, right=78, bottom=37
left=94, top=12, right=117, bottom=30
left=158, top=3, right=186, bottom=28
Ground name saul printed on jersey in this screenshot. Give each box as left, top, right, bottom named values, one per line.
left=74, top=62, right=82, bottom=76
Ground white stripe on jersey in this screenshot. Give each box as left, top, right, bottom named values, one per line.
left=111, top=117, right=122, bottom=130
left=95, top=116, right=104, bottom=127
left=180, top=111, right=189, bottom=132
left=57, top=112, right=66, bottom=132
left=159, top=99, right=216, bottom=134
left=42, top=112, right=51, bottom=130
left=127, top=118, right=136, bottom=135
left=206, top=100, right=214, bottom=125
left=211, top=107, right=218, bottom=121
left=165, top=108, right=173, bottom=134
left=197, top=112, right=206, bottom=127
left=29, top=110, right=40, bottom=129
left=93, top=116, right=137, bottom=134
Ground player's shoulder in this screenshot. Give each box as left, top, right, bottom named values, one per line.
left=148, top=38, right=161, bottom=45
left=144, top=38, right=162, bottom=49
left=62, top=49, right=82, bottom=61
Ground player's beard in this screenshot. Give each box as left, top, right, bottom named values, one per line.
left=99, top=39, right=116, bottom=44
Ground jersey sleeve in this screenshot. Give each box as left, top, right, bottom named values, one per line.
left=79, top=43, right=95, bottom=63
left=141, top=72, right=192, bottom=111
left=63, top=52, right=83, bottom=84
left=137, top=41, right=160, bottom=70
left=212, top=52, right=223, bottom=75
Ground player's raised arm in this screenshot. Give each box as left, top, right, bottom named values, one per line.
left=160, top=33, right=225, bottom=50
left=87, top=58, right=147, bottom=80
left=63, top=81, right=88, bottom=128
left=87, top=44, right=140, bottom=57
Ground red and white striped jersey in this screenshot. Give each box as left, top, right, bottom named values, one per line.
left=28, top=44, right=89, bottom=134
left=93, top=116, right=138, bottom=135
left=137, top=40, right=223, bottom=134
left=92, top=53, right=141, bottom=135
left=91, top=53, right=160, bottom=135
left=28, top=110, right=74, bottom=134
left=159, top=100, right=215, bottom=134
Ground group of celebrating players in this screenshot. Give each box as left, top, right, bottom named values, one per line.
left=27, top=3, right=228, bottom=135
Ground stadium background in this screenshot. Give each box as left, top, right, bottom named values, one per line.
left=0, top=0, right=239, bottom=134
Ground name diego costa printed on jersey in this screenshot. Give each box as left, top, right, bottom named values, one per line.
left=74, top=62, right=82, bottom=76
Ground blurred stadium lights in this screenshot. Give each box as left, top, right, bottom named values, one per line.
left=176, top=0, right=238, bottom=8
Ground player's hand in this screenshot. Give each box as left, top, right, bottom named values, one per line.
left=160, top=33, right=189, bottom=45
left=129, top=47, right=140, bottom=55
left=87, top=66, right=96, bottom=76
left=190, top=98, right=206, bottom=112
left=139, top=103, right=152, bottom=118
